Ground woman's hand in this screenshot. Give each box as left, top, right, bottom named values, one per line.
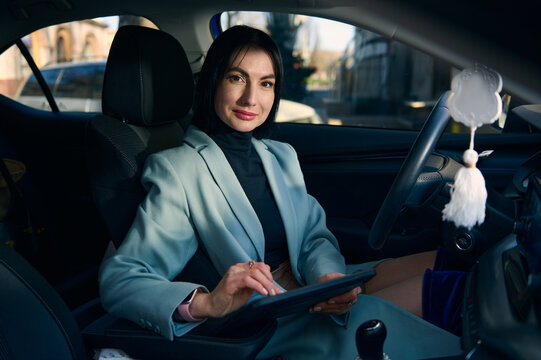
left=189, top=261, right=283, bottom=319
left=309, top=272, right=361, bottom=315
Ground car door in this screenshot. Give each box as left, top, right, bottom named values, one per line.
left=271, top=121, right=541, bottom=263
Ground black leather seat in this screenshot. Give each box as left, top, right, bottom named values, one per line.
left=86, top=23, right=222, bottom=289
left=84, top=26, right=275, bottom=359
left=0, top=232, right=273, bottom=360
left=85, top=25, right=193, bottom=247
left=0, top=242, right=90, bottom=360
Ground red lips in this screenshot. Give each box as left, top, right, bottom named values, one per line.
left=233, top=109, right=257, bottom=120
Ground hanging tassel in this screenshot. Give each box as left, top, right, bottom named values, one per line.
left=441, top=64, right=502, bottom=230
left=442, top=129, right=487, bottom=230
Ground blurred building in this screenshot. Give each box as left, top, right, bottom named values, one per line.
left=329, top=28, right=452, bottom=120
left=0, top=19, right=116, bottom=98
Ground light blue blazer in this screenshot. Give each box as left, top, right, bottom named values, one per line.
left=99, top=125, right=346, bottom=341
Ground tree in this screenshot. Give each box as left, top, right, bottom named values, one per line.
left=266, top=14, right=314, bottom=102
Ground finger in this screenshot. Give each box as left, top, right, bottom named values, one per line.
left=251, top=261, right=273, bottom=282
left=225, top=264, right=282, bottom=296
left=311, top=301, right=356, bottom=314
left=318, top=272, right=345, bottom=283
left=326, top=287, right=360, bottom=304
left=310, top=300, right=340, bottom=312
left=222, top=264, right=265, bottom=291
left=230, top=262, right=252, bottom=275
left=249, top=267, right=283, bottom=295
left=321, top=305, right=353, bottom=315
left=242, top=275, right=276, bottom=296
left=312, top=295, right=358, bottom=311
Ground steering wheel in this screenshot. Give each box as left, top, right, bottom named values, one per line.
left=368, top=91, right=452, bottom=250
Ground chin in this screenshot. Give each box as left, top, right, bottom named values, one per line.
left=231, top=121, right=262, bottom=133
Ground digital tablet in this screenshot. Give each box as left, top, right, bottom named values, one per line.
left=205, top=269, right=375, bottom=333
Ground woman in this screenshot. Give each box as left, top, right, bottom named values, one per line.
left=99, top=25, right=462, bottom=359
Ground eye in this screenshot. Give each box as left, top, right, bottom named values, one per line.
left=227, top=74, right=245, bottom=83
left=261, top=81, right=275, bottom=89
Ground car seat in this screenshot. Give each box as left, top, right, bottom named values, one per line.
left=84, top=25, right=276, bottom=359
left=0, top=242, right=90, bottom=360
left=85, top=25, right=193, bottom=247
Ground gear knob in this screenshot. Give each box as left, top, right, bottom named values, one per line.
left=355, top=319, right=388, bottom=360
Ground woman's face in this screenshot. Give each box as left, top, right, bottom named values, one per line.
left=214, top=46, right=276, bottom=132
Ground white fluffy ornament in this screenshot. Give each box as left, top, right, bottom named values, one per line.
left=442, top=147, right=487, bottom=229
left=442, top=64, right=502, bottom=229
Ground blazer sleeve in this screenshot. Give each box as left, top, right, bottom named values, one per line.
left=99, top=152, right=208, bottom=341
left=297, top=193, right=346, bottom=285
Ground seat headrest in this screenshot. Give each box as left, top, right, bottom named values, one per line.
left=102, top=25, right=194, bottom=126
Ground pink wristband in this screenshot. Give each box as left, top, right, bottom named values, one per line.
left=176, top=288, right=204, bottom=322
left=177, top=303, right=203, bottom=322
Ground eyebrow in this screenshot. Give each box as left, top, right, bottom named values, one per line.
left=227, top=66, right=275, bottom=80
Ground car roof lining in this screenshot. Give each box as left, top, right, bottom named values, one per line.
left=1, top=0, right=540, bottom=103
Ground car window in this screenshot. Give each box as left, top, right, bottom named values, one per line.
left=19, top=69, right=62, bottom=97
left=219, top=12, right=527, bottom=134
left=55, top=65, right=105, bottom=99
left=0, top=16, right=156, bottom=112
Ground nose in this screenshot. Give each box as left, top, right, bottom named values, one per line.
left=239, top=82, right=256, bottom=106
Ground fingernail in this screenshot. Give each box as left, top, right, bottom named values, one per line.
left=262, top=288, right=268, bottom=295
left=270, top=289, right=276, bottom=296
left=328, top=300, right=335, bottom=304
left=313, top=306, right=322, bottom=312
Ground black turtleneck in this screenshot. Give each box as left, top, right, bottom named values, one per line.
left=209, top=121, right=288, bottom=271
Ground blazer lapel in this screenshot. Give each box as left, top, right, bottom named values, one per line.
left=252, top=139, right=298, bottom=258
left=184, top=127, right=265, bottom=261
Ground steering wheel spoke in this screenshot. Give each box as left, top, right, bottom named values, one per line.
left=368, top=91, right=452, bottom=250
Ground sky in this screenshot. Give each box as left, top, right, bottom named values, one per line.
left=221, top=12, right=355, bottom=52
left=308, top=17, right=354, bottom=51
left=95, top=16, right=119, bottom=30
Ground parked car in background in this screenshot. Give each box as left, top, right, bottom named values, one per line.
left=277, top=99, right=322, bottom=124
left=16, top=61, right=106, bottom=112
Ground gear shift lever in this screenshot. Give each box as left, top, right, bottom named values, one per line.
left=355, top=319, right=389, bottom=360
